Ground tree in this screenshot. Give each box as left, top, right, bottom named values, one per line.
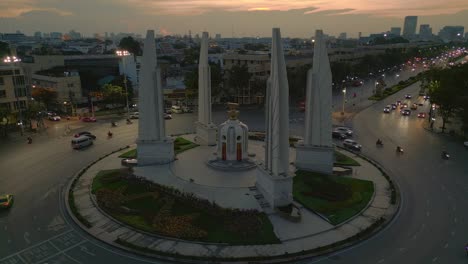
left=111, top=75, right=134, bottom=101
left=227, top=64, right=251, bottom=96
left=23, top=101, right=46, bottom=130
left=0, top=105, right=11, bottom=137
left=183, top=62, right=224, bottom=98
left=0, top=41, right=10, bottom=58
left=102, top=84, right=125, bottom=106
left=118, top=36, right=142, bottom=56
left=32, top=88, right=57, bottom=110
left=287, top=65, right=310, bottom=100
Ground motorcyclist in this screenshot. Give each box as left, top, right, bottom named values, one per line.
left=442, top=150, right=449, bottom=159
left=27, top=137, right=32, bottom=144
left=111, top=121, right=117, bottom=127
left=376, top=139, right=383, bottom=145
left=396, top=146, right=402, bottom=152
left=126, top=118, right=132, bottom=124
left=108, top=131, right=113, bottom=138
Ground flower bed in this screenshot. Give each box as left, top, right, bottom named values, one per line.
left=119, top=137, right=198, bottom=158
left=92, top=170, right=279, bottom=245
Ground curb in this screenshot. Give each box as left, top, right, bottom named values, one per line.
left=64, top=144, right=401, bottom=264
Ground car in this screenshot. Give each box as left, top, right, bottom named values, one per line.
left=129, top=112, right=139, bottom=119
left=417, top=112, right=426, bottom=118
left=121, top=158, right=138, bottom=167
left=402, top=103, right=408, bottom=108
left=391, top=103, right=397, bottom=110
left=74, top=131, right=96, bottom=139
left=332, top=131, right=347, bottom=140
left=48, top=115, right=61, bottom=121
left=464, top=141, right=468, bottom=148
left=410, top=104, right=418, bottom=110
left=401, top=109, right=411, bottom=116
left=0, top=194, right=14, bottom=209
left=405, top=94, right=412, bottom=99
left=334, top=127, right=353, bottom=136
left=396, top=100, right=402, bottom=106
left=383, top=107, right=391, bottom=113
left=164, top=113, right=172, bottom=120
left=343, top=139, right=362, bottom=151
left=47, top=111, right=57, bottom=117
left=81, top=117, right=97, bottom=122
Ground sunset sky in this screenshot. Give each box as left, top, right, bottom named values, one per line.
left=0, top=0, right=467, bottom=38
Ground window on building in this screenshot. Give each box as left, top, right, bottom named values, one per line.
left=0, top=90, right=6, bottom=98
left=0, top=77, right=4, bottom=85
left=0, top=102, right=11, bottom=111
left=13, top=76, right=25, bottom=86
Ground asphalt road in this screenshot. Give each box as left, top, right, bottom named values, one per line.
left=1, top=58, right=466, bottom=264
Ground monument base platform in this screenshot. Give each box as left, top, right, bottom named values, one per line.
left=195, top=122, right=217, bottom=146
left=295, top=144, right=334, bottom=175
left=255, top=166, right=294, bottom=208
left=136, top=138, right=174, bottom=166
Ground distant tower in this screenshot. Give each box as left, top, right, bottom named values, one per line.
left=137, top=30, right=174, bottom=165
left=403, top=16, right=418, bottom=37
left=256, top=28, right=293, bottom=208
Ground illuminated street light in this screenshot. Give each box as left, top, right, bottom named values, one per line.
left=115, top=50, right=131, bottom=119
left=341, top=87, right=347, bottom=115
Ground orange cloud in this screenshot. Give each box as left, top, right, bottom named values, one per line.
left=0, top=0, right=71, bottom=17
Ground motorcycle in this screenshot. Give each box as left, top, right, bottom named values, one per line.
left=396, top=146, right=404, bottom=154
left=442, top=151, right=450, bottom=160
left=111, top=122, right=117, bottom=127
left=107, top=131, right=113, bottom=138
left=376, top=140, right=383, bottom=147
left=27, top=137, right=32, bottom=144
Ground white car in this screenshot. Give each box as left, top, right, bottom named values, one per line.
left=343, top=139, right=362, bottom=151
left=334, top=127, right=353, bottom=136
left=48, top=115, right=61, bottom=121
left=129, top=112, right=139, bottom=119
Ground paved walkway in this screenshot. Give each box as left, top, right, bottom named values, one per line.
left=67, top=142, right=397, bottom=261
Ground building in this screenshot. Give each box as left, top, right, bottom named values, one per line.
left=215, top=34, right=221, bottom=40
left=50, top=32, right=63, bottom=39
left=0, top=64, right=28, bottom=115
left=390, top=27, right=401, bottom=36
left=419, top=24, right=433, bottom=40
left=438, top=26, right=465, bottom=42
left=32, top=68, right=85, bottom=104
left=403, top=16, right=418, bottom=37
left=34, top=32, right=42, bottom=39
left=338, top=32, right=347, bottom=40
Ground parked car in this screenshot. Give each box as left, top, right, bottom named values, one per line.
left=121, top=158, right=138, bottom=167
left=48, top=115, right=61, bottom=121
left=164, top=113, right=172, bottom=120
left=417, top=112, right=426, bottom=118
left=343, top=139, right=362, bottom=151
left=171, top=105, right=183, bottom=114
left=81, top=117, right=97, bottom=122
left=0, top=194, right=14, bottom=209
left=405, top=94, right=412, bottom=99
left=383, top=106, right=391, bottom=113
left=334, top=127, right=353, bottom=136
left=74, top=131, right=96, bottom=139
left=332, top=131, right=347, bottom=140
left=401, top=109, right=411, bottom=116
left=129, top=112, right=139, bottom=119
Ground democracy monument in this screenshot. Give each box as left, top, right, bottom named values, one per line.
left=67, top=27, right=397, bottom=262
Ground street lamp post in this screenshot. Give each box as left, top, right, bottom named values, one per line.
left=341, top=87, right=347, bottom=115
left=116, top=50, right=131, bottom=119
left=4, top=56, right=24, bottom=136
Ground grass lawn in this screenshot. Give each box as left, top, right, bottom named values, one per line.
left=293, top=170, right=374, bottom=225
left=118, top=137, right=198, bottom=158
left=92, top=169, right=279, bottom=245
left=334, top=151, right=360, bottom=166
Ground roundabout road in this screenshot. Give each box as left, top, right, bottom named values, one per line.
left=1, top=60, right=465, bottom=263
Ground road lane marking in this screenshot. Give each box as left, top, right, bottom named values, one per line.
left=31, top=240, right=86, bottom=264
left=80, top=245, right=96, bottom=256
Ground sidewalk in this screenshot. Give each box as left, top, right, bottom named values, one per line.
left=66, top=144, right=397, bottom=262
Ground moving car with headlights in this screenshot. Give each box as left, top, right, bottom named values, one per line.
left=71, top=136, right=94, bottom=149
left=0, top=194, right=14, bottom=209
left=48, top=115, right=61, bottom=121
left=333, top=127, right=353, bottom=137
left=417, top=112, right=426, bottom=118
left=121, top=158, right=138, bottom=167
left=383, top=106, right=391, bottom=113
left=401, top=109, right=411, bottom=116
left=343, top=139, right=362, bottom=151
left=405, top=94, right=412, bottom=99
left=129, top=112, right=139, bottom=119
left=391, top=103, right=397, bottom=110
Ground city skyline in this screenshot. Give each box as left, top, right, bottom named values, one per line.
left=0, top=0, right=467, bottom=38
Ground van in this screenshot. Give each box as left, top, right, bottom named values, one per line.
left=71, top=136, right=94, bottom=149
left=171, top=105, right=183, bottom=114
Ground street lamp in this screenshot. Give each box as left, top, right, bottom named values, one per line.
left=3, top=56, right=24, bottom=136
left=116, top=50, right=131, bottom=119
left=341, top=87, right=347, bottom=115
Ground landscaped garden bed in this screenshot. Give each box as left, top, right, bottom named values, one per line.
left=119, top=137, right=199, bottom=158
left=334, top=151, right=360, bottom=166
left=293, top=170, right=374, bottom=225
left=92, top=169, right=279, bottom=245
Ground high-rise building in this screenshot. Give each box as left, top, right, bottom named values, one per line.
left=465, top=32, right=468, bottom=39
left=390, top=27, right=401, bottom=36
left=403, top=16, right=418, bottom=37
left=438, top=26, right=465, bottom=42
left=338, top=32, right=347, bottom=40
left=419, top=24, right=432, bottom=39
